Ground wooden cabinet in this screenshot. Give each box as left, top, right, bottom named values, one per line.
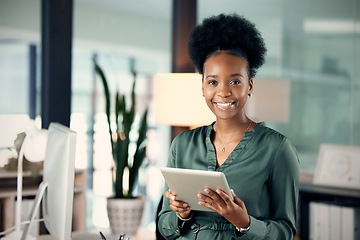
left=0, top=168, right=86, bottom=234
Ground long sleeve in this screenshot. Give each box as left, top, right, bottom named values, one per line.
left=157, top=123, right=300, bottom=240
left=157, top=135, right=187, bottom=239
left=239, top=138, right=300, bottom=239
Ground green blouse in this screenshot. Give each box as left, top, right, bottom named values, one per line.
left=158, top=122, right=300, bottom=240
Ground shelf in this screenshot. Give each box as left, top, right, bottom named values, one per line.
left=298, top=181, right=360, bottom=239
left=300, top=183, right=360, bottom=199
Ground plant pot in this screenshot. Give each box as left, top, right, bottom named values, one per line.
left=107, top=196, right=146, bottom=236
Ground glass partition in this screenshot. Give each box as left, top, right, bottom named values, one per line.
left=198, top=0, right=360, bottom=172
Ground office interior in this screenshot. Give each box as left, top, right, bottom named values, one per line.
left=0, top=0, right=359, bottom=239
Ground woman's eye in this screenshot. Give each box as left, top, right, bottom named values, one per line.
left=208, top=80, right=217, bottom=85
left=230, top=80, right=241, bottom=85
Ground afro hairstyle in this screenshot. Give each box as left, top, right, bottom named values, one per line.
left=188, top=13, right=267, bottom=78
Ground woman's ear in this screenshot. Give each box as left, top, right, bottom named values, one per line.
left=248, top=78, right=254, bottom=96
left=202, top=76, right=205, bottom=97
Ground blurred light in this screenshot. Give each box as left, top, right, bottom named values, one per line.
left=22, top=120, right=48, bottom=162
left=245, top=78, right=291, bottom=123
left=304, top=19, right=360, bottom=34
left=153, top=73, right=215, bottom=127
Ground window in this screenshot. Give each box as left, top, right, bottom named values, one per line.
left=198, top=0, right=360, bottom=172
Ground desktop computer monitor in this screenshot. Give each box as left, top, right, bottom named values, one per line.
left=21, top=123, right=77, bottom=240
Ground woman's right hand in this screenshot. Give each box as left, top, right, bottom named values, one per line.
left=165, top=189, right=191, bottom=219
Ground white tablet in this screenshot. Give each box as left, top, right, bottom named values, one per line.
left=160, top=167, right=233, bottom=212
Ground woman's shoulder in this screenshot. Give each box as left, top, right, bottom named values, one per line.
left=174, top=124, right=210, bottom=141
left=253, top=122, right=288, bottom=144
left=253, top=123, right=299, bottom=163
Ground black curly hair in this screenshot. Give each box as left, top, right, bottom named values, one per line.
left=188, top=13, right=267, bottom=78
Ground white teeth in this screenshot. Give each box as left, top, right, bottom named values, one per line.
left=217, top=102, right=232, bottom=107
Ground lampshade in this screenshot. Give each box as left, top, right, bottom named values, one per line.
left=245, top=78, right=290, bottom=123
left=153, top=73, right=215, bottom=127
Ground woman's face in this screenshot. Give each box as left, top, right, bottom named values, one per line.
left=202, top=52, right=253, bottom=121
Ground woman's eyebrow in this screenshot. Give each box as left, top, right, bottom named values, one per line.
left=229, top=73, right=244, bottom=78
left=205, top=74, right=217, bottom=79
left=205, top=73, right=245, bottom=79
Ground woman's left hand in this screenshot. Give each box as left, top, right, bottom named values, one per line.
left=197, top=188, right=250, bottom=229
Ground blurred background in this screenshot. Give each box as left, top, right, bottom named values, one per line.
left=0, top=0, right=359, bottom=233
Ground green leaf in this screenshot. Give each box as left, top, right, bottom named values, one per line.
left=93, top=59, right=114, bottom=150
left=136, top=108, right=148, bottom=148
left=128, top=108, right=148, bottom=196
left=94, top=58, right=148, bottom=199
left=121, top=95, right=131, bottom=138
left=115, top=92, right=121, bottom=133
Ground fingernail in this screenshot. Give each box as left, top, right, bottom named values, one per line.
left=171, top=196, right=175, bottom=200
left=204, top=189, right=210, bottom=193
left=183, top=203, right=187, bottom=207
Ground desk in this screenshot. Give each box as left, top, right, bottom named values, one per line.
left=298, top=182, right=360, bottom=239
left=37, top=228, right=156, bottom=240
left=0, top=168, right=86, bottom=233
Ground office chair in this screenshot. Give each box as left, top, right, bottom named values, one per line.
left=155, top=196, right=166, bottom=240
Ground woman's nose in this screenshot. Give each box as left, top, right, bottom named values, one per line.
left=217, top=83, right=231, bottom=97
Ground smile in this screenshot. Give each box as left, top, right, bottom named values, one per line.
left=214, top=101, right=235, bottom=110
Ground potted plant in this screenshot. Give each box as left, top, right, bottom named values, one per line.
left=93, top=59, right=148, bottom=236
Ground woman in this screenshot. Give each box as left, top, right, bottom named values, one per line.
left=158, top=13, right=300, bottom=240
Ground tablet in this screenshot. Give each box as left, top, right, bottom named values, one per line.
left=160, top=167, right=233, bottom=212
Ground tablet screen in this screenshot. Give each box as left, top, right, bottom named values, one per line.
left=160, top=167, right=233, bottom=212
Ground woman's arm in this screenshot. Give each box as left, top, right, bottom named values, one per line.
left=197, top=137, right=300, bottom=240
left=158, top=192, right=194, bottom=239
left=157, top=135, right=195, bottom=239
left=243, top=138, right=300, bottom=239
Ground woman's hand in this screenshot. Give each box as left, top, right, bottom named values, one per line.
left=165, top=189, right=192, bottom=219
left=198, top=188, right=250, bottom=228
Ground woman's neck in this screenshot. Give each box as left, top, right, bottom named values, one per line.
left=214, top=117, right=252, bottom=136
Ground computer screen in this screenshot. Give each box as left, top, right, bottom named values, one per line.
left=22, top=123, right=77, bottom=240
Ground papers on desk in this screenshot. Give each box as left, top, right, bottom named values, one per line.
left=309, top=201, right=360, bottom=240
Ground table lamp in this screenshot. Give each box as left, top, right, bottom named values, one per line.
left=153, top=73, right=215, bottom=127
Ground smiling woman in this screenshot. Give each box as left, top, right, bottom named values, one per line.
left=157, top=13, right=300, bottom=240
left=203, top=54, right=252, bottom=123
